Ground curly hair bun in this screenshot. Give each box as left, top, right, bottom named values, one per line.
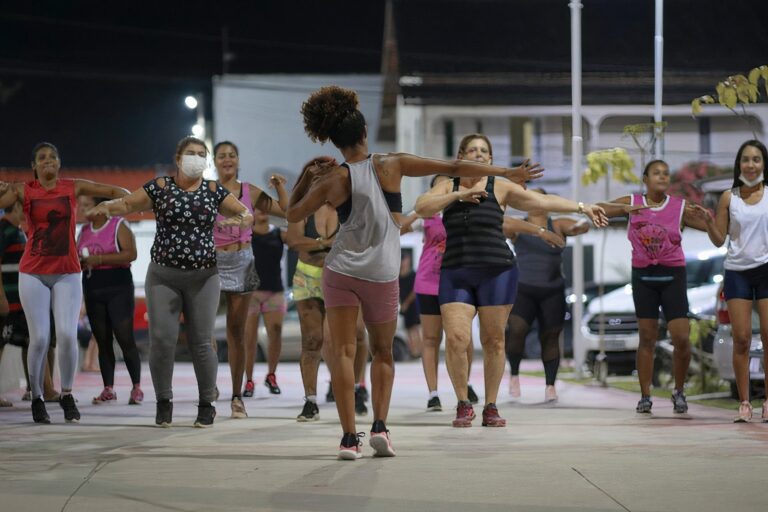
left=301, top=86, right=360, bottom=143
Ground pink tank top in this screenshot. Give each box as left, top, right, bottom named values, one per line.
left=628, top=194, right=685, bottom=268
left=214, top=182, right=254, bottom=247
left=414, top=215, right=447, bottom=295
left=76, top=216, right=130, bottom=269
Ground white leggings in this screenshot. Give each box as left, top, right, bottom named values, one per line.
left=19, top=272, right=82, bottom=399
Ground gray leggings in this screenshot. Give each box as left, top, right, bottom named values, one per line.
left=145, top=262, right=220, bottom=402
left=18, top=272, right=82, bottom=399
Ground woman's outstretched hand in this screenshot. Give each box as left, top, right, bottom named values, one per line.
left=583, top=204, right=609, bottom=227
left=504, top=159, right=544, bottom=185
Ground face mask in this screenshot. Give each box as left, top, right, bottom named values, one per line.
left=739, top=172, right=764, bottom=187
left=180, top=154, right=208, bottom=179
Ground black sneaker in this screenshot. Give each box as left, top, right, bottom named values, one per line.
left=264, top=373, right=281, bottom=395
left=467, top=385, right=479, bottom=405
left=194, top=401, right=216, bottom=428
left=671, top=389, right=689, bottom=415
left=32, top=397, right=50, bottom=424
left=355, top=387, right=368, bottom=417
left=155, top=399, right=173, bottom=427
left=338, top=432, right=365, bottom=460
left=59, top=393, right=80, bottom=423
left=427, top=396, right=442, bottom=412
left=369, top=420, right=396, bottom=457
left=359, top=386, right=369, bottom=402
left=636, top=396, right=653, bottom=415
left=326, top=383, right=335, bottom=403
left=297, top=399, right=320, bottom=422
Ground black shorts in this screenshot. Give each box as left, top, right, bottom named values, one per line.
left=400, top=305, right=421, bottom=328
left=631, top=265, right=689, bottom=321
left=416, top=293, right=441, bottom=316
left=723, top=262, right=768, bottom=301
left=509, top=283, right=565, bottom=331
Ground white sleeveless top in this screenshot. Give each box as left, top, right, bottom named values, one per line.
left=325, top=156, right=401, bottom=282
left=725, top=186, right=768, bottom=271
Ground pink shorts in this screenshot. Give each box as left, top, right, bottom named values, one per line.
left=249, top=291, right=287, bottom=314
left=322, top=268, right=399, bottom=324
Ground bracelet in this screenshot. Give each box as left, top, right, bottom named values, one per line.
left=538, top=226, right=546, bottom=234
left=577, top=202, right=585, bottom=214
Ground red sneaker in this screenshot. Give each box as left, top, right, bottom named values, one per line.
left=481, top=403, right=506, bottom=427
left=243, top=380, right=255, bottom=398
left=264, top=373, right=281, bottom=395
left=92, top=387, right=117, bottom=405
left=452, top=401, right=475, bottom=428
left=129, top=387, right=144, bottom=405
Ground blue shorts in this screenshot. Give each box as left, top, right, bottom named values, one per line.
left=438, top=265, right=518, bottom=307
left=723, top=262, right=768, bottom=301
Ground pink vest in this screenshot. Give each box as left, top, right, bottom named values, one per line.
left=628, top=194, right=685, bottom=268
left=214, top=182, right=254, bottom=247
left=414, top=215, right=447, bottom=295
left=76, top=216, right=130, bottom=269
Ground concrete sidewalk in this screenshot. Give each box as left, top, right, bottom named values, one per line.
left=1, top=360, right=766, bottom=512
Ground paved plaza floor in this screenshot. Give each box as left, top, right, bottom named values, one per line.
left=1, top=360, right=767, bottom=512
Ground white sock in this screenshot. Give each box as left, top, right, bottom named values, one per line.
left=429, top=390, right=439, bottom=399
left=306, top=395, right=317, bottom=403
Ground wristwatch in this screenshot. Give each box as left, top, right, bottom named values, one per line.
left=577, top=202, right=585, bottom=214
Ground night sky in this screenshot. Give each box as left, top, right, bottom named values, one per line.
left=0, top=0, right=386, bottom=167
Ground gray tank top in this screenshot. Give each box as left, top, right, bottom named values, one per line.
left=325, top=156, right=401, bottom=282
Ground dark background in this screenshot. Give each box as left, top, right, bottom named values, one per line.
left=0, top=0, right=386, bottom=167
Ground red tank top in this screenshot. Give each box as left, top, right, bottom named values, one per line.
left=20, top=179, right=81, bottom=274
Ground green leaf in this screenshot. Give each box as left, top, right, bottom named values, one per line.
left=690, top=97, right=700, bottom=116
left=748, top=67, right=761, bottom=86
left=723, top=87, right=738, bottom=109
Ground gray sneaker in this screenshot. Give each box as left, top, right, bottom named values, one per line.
left=636, top=396, right=653, bottom=414
left=671, top=389, right=688, bottom=415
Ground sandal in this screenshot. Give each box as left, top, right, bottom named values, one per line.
left=734, top=401, right=753, bottom=423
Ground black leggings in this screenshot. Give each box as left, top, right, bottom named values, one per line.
left=505, top=283, right=565, bottom=386
left=84, top=283, right=141, bottom=387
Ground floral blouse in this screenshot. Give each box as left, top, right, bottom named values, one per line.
left=143, top=177, right=229, bottom=270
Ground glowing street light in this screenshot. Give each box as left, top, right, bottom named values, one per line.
left=184, top=95, right=198, bottom=109
left=191, top=124, right=204, bottom=137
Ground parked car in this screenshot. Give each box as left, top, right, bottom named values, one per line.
left=580, top=248, right=726, bottom=375
left=712, top=287, right=765, bottom=399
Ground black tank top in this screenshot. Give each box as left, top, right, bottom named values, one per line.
left=441, top=176, right=515, bottom=269
left=514, top=217, right=565, bottom=288
left=251, top=227, right=284, bottom=292
left=304, top=214, right=334, bottom=254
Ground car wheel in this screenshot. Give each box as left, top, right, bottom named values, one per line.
left=393, top=337, right=409, bottom=362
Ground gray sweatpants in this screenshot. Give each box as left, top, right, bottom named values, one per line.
left=145, top=262, right=220, bottom=403
left=18, top=272, right=82, bottom=399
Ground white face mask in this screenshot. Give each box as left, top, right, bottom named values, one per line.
left=739, top=172, right=764, bottom=187
left=180, top=154, right=208, bottom=179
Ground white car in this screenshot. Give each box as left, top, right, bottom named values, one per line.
left=581, top=248, right=726, bottom=375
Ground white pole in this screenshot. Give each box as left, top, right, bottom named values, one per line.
left=569, top=0, right=585, bottom=376
left=654, top=0, right=664, bottom=159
